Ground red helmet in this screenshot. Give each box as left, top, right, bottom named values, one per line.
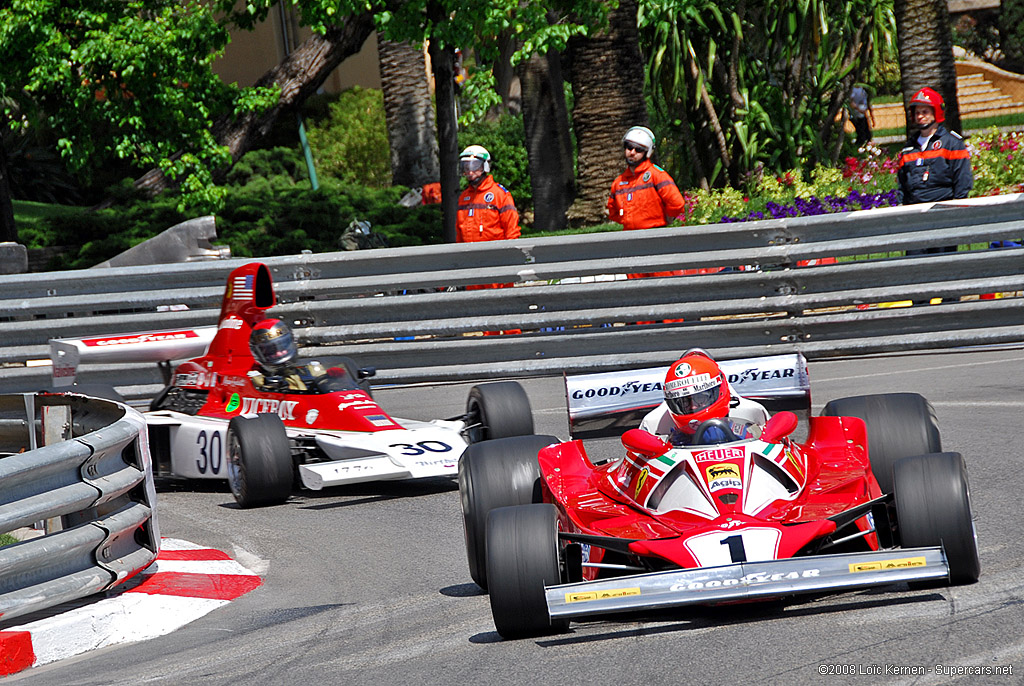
left=250, top=318, right=296, bottom=370
left=908, top=87, right=945, bottom=124
left=663, top=351, right=731, bottom=435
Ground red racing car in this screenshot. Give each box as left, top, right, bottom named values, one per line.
left=459, top=355, right=980, bottom=638
left=49, top=262, right=535, bottom=508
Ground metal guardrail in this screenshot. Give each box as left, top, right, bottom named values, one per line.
left=0, top=392, right=160, bottom=624
left=0, top=194, right=1021, bottom=398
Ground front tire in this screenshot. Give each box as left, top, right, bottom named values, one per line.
left=486, top=504, right=568, bottom=639
left=821, top=393, right=941, bottom=493
left=459, top=434, right=557, bottom=589
left=893, top=452, right=980, bottom=584
left=465, top=382, right=534, bottom=443
left=227, top=413, right=293, bottom=508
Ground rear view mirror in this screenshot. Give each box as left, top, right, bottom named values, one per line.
left=761, top=411, right=798, bottom=443
left=622, top=428, right=671, bottom=457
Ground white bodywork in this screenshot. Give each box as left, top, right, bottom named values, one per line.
left=146, top=411, right=468, bottom=489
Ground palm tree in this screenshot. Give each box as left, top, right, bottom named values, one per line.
left=378, top=37, right=440, bottom=188
left=567, top=0, right=649, bottom=225
left=519, top=50, right=574, bottom=231
left=895, top=0, right=962, bottom=134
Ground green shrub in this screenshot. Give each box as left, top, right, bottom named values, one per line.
left=304, top=87, right=391, bottom=188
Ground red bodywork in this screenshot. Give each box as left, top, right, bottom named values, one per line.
left=538, top=416, right=883, bottom=579
left=163, top=262, right=402, bottom=433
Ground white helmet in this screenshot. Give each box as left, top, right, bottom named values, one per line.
left=459, top=145, right=491, bottom=174
left=622, top=126, right=655, bottom=159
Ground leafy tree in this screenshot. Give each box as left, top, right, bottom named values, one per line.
left=639, top=0, right=894, bottom=189
left=0, top=0, right=280, bottom=242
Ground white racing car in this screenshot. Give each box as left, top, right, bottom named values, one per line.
left=49, top=262, right=534, bottom=508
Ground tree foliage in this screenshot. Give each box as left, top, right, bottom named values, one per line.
left=0, top=0, right=279, bottom=214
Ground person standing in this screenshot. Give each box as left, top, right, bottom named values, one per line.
left=606, top=126, right=686, bottom=230
left=898, top=87, right=973, bottom=258
left=848, top=85, right=875, bottom=147
left=456, top=145, right=520, bottom=243
left=898, top=87, right=973, bottom=207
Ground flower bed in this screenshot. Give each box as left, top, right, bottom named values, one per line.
left=684, top=128, right=1023, bottom=225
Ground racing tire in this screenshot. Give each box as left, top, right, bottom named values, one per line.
left=459, top=434, right=558, bottom=590
left=466, top=382, right=534, bottom=443
left=821, top=393, right=940, bottom=494
left=893, top=452, right=980, bottom=585
left=486, top=504, right=568, bottom=639
left=227, top=413, right=293, bottom=508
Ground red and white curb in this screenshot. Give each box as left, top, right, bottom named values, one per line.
left=0, top=538, right=262, bottom=676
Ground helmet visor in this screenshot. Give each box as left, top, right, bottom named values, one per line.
left=459, top=158, right=485, bottom=174
left=665, top=383, right=722, bottom=416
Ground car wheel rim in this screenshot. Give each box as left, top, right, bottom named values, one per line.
left=226, top=432, right=243, bottom=496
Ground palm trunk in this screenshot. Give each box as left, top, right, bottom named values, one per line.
left=378, top=37, right=440, bottom=188
left=0, top=129, right=16, bottom=243
left=895, top=0, right=962, bottom=133
left=519, top=49, right=574, bottom=231
left=567, top=0, right=649, bottom=224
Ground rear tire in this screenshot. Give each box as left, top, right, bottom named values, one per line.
left=227, top=413, right=293, bottom=508
left=466, top=382, right=534, bottom=443
left=459, top=434, right=557, bottom=589
left=821, top=393, right=941, bottom=493
left=893, top=452, right=980, bottom=584
left=486, top=504, right=568, bottom=639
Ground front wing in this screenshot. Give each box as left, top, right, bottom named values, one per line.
left=546, top=547, right=948, bottom=620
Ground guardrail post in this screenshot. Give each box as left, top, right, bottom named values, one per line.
left=41, top=403, right=71, bottom=534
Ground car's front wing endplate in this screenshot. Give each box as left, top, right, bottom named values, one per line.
left=546, top=546, right=948, bottom=619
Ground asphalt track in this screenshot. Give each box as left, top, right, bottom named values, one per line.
left=9, top=347, right=1024, bottom=686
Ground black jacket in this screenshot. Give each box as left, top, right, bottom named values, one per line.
left=897, top=124, right=973, bottom=204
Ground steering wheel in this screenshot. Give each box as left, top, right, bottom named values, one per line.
left=692, top=418, right=738, bottom=445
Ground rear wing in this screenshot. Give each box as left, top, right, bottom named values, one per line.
left=50, top=327, right=217, bottom=387
left=565, top=353, right=811, bottom=440
left=50, top=261, right=276, bottom=388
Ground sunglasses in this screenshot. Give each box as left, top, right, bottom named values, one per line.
left=624, top=143, right=647, bottom=153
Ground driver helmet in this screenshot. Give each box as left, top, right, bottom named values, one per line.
left=908, top=87, right=945, bottom=124
left=664, top=349, right=731, bottom=434
left=459, top=145, right=491, bottom=176
left=622, top=126, right=655, bottom=159
left=250, top=318, right=297, bottom=371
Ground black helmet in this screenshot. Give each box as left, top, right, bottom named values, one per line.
left=250, top=318, right=296, bottom=370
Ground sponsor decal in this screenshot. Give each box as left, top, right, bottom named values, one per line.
left=849, top=556, right=926, bottom=573
left=931, top=140, right=942, bottom=150
left=225, top=393, right=241, bottom=413
left=305, top=409, right=319, bottom=425
left=634, top=467, right=650, bottom=499
left=570, top=380, right=664, bottom=400
left=82, top=331, right=199, bottom=347
left=176, top=371, right=217, bottom=388
left=642, top=171, right=651, bottom=182
left=484, top=192, right=495, bottom=203
left=231, top=274, right=255, bottom=301
left=671, top=363, right=692, bottom=378
left=671, top=568, right=820, bottom=591
left=336, top=391, right=376, bottom=412
left=693, top=446, right=746, bottom=463
left=219, top=316, right=244, bottom=330
left=665, top=373, right=716, bottom=396
left=367, top=415, right=394, bottom=427
left=709, top=478, right=743, bottom=491
left=240, top=397, right=298, bottom=420
left=53, top=365, right=76, bottom=378
left=785, top=448, right=805, bottom=479
left=706, top=464, right=740, bottom=481
left=222, top=375, right=247, bottom=388
left=565, top=587, right=641, bottom=604
left=726, top=367, right=795, bottom=385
